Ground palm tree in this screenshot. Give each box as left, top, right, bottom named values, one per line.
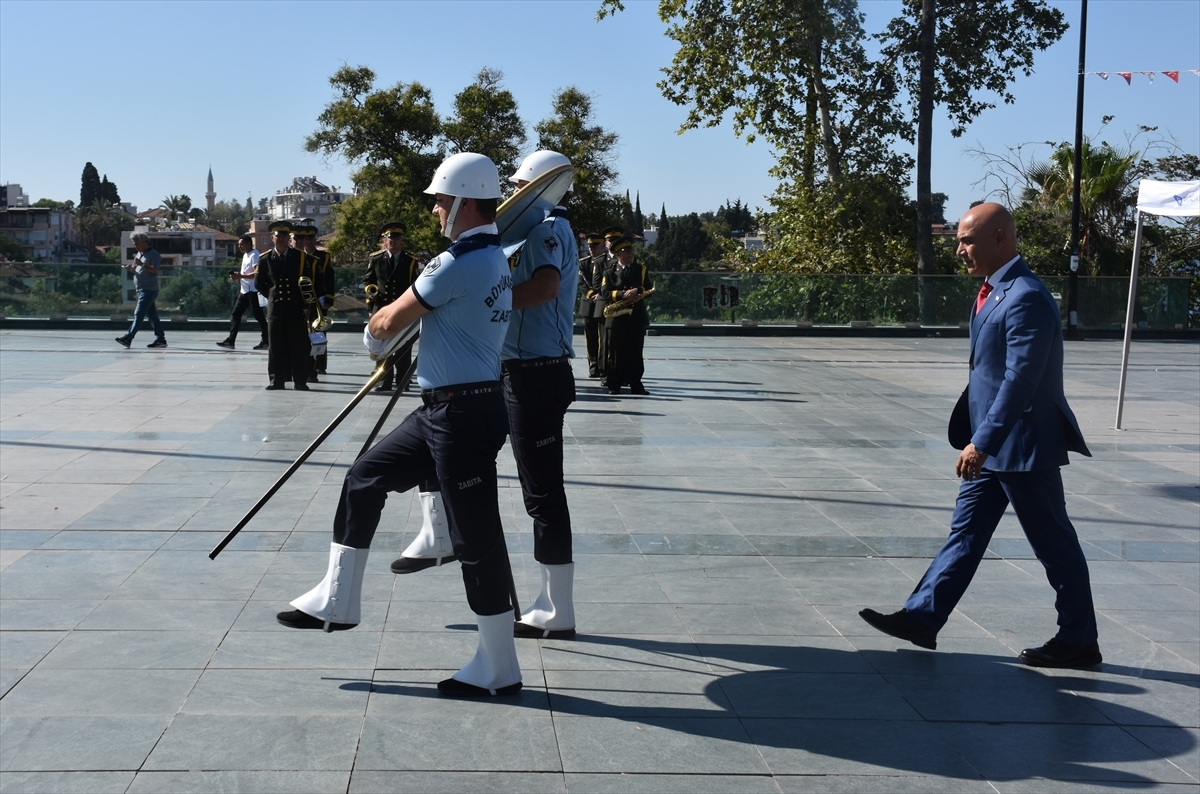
left=160, top=194, right=192, bottom=215
left=1022, top=141, right=1139, bottom=274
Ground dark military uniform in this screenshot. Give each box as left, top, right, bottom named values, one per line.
left=602, top=251, right=653, bottom=394
left=365, top=247, right=421, bottom=390
left=299, top=241, right=335, bottom=378
left=255, top=245, right=311, bottom=389
left=577, top=251, right=608, bottom=378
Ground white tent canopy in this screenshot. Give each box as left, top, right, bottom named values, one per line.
left=1114, top=179, right=1200, bottom=429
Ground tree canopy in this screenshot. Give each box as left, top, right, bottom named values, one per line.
left=534, top=86, right=622, bottom=235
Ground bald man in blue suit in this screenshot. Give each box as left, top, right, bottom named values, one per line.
left=861, top=203, right=1101, bottom=669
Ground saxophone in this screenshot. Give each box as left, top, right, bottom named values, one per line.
left=604, top=287, right=656, bottom=319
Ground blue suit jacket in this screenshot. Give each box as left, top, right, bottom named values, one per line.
left=968, top=258, right=1090, bottom=471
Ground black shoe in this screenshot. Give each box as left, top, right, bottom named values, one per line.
left=276, top=609, right=356, bottom=631
left=588, top=370, right=600, bottom=378
left=513, top=621, right=576, bottom=640
left=115, top=336, right=131, bottom=348
left=630, top=383, right=650, bottom=395
left=390, top=555, right=457, bottom=574
left=147, top=338, right=167, bottom=348
left=376, top=384, right=393, bottom=392
left=216, top=339, right=235, bottom=349
left=317, top=369, right=327, bottom=375
left=265, top=384, right=286, bottom=390
left=294, top=383, right=310, bottom=391
left=608, top=387, right=622, bottom=395
left=1019, top=637, right=1102, bottom=669
left=437, top=677, right=522, bottom=697
left=308, top=375, right=319, bottom=383
left=859, top=608, right=938, bottom=650
left=253, top=341, right=270, bottom=350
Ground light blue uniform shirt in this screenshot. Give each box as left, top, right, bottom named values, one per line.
left=501, top=209, right=577, bottom=361
left=411, top=226, right=511, bottom=390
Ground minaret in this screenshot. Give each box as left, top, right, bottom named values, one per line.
left=205, top=167, right=216, bottom=213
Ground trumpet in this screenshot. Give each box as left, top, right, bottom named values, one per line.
left=604, top=287, right=656, bottom=319
left=364, top=283, right=379, bottom=300
left=298, top=277, right=332, bottom=332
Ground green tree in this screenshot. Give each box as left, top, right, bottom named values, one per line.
left=160, top=195, right=192, bottom=215
left=99, top=175, right=120, bottom=204
left=80, top=162, right=102, bottom=208
left=76, top=199, right=131, bottom=249
left=534, top=86, right=621, bottom=234
left=32, top=198, right=71, bottom=210
left=441, top=67, right=526, bottom=184
left=305, top=66, right=444, bottom=260
left=0, top=233, right=24, bottom=260
left=878, top=0, right=1066, bottom=302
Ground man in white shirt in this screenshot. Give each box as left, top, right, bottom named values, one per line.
left=217, top=235, right=269, bottom=350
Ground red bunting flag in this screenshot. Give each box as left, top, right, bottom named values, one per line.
left=1117, top=72, right=1132, bottom=84
left=1163, top=71, right=1180, bottom=82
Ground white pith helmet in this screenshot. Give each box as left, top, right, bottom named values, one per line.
left=424, top=152, right=502, bottom=199
left=509, top=150, right=572, bottom=185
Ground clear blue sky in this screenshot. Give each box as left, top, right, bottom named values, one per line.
left=0, top=0, right=1195, bottom=223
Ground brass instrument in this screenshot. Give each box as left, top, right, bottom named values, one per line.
left=364, top=283, right=379, bottom=300
left=299, top=276, right=331, bottom=332
left=604, top=287, right=656, bottom=319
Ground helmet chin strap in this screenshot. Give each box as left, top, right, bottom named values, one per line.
left=444, top=196, right=464, bottom=240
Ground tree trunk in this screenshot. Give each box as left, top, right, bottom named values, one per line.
left=805, top=0, right=841, bottom=184
left=916, top=0, right=937, bottom=325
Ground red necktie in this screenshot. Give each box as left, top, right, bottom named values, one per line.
left=975, top=282, right=994, bottom=315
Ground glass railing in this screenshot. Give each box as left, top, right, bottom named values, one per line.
left=0, top=263, right=1191, bottom=330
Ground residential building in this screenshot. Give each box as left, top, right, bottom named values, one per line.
left=268, top=177, right=346, bottom=234
left=2, top=184, right=31, bottom=209
left=0, top=204, right=76, bottom=261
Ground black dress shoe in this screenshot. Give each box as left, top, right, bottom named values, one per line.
left=1019, top=637, right=1102, bottom=669
left=376, top=384, right=393, bottom=392
left=390, top=555, right=457, bottom=574
left=253, top=341, right=270, bottom=350
left=276, top=609, right=356, bottom=631
left=629, top=383, right=650, bottom=395
left=294, top=383, right=310, bottom=391
left=437, top=677, right=522, bottom=697
left=115, top=336, right=131, bottom=348
left=513, top=621, right=576, bottom=640
left=264, top=384, right=286, bottom=390
left=859, top=608, right=938, bottom=650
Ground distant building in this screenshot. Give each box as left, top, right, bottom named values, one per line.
left=247, top=217, right=273, bottom=255
left=205, top=167, right=216, bottom=213
left=2, top=184, right=30, bottom=209
left=196, top=224, right=239, bottom=259
left=0, top=204, right=76, bottom=261
left=268, top=177, right=346, bottom=234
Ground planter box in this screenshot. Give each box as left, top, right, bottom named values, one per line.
left=904, top=322, right=922, bottom=330
left=49, top=312, right=69, bottom=321
left=110, top=314, right=130, bottom=322
left=684, top=319, right=703, bottom=328
left=850, top=320, right=872, bottom=329
left=741, top=319, right=758, bottom=327
left=171, top=315, right=188, bottom=323
left=796, top=320, right=813, bottom=328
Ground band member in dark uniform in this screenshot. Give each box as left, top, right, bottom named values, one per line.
left=365, top=222, right=422, bottom=392
left=296, top=225, right=334, bottom=381
left=577, top=231, right=607, bottom=378
left=255, top=221, right=311, bottom=391
left=602, top=236, right=652, bottom=395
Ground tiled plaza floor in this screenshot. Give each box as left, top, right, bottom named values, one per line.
left=0, top=329, right=1197, bottom=793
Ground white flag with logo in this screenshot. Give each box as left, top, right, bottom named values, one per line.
left=1136, top=179, right=1200, bottom=218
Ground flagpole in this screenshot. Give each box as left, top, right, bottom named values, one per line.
left=1066, top=0, right=1087, bottom=341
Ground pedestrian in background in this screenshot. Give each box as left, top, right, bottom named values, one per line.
left=217, top=235, right=269, bottom=351
left=115, top=231, right=166, bottom=349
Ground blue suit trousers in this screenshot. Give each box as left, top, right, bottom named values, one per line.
left=904, top=468, right=1098, bottom=645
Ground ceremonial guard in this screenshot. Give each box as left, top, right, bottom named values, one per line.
left=294, top=225, right=334, bottom=380
left=602, top=236, right=652, bottom=395
left=365, top=222, right=422, bottom=392
left=255, top=221, right=311, bottom=391
left=577, top=231, right=607, bottom=378
left=498, top=151, right=579, bottom=639
left=277, top=153, right=523, bottom=697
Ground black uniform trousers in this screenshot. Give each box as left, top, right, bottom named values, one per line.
left=583, top=317, right=602, bottom=377
left=229, top=291, right=267, bottom=344
left=502, top=358, right=576, bottom=565
left=604, top=315, right=645, bottom=389
left=333, top=386, right=514, bottom=616
left=267, top=311, right=311, bottom=387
